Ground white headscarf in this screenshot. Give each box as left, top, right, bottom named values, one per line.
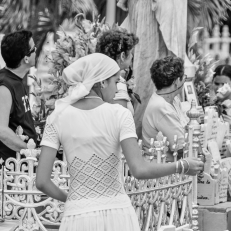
left=50, top=53, right=120, bottom=122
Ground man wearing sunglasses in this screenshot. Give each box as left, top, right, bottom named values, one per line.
left=0, top=30, right=37, bottom=162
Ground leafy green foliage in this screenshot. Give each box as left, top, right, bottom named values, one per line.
left=188, top=0, right=231, bottom=31
left=0, top=0, right=97, bottom=60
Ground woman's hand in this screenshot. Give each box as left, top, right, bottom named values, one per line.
left=183, top=157, right=204, bottom=176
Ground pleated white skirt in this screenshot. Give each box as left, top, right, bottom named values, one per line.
left=59, top=206, right=140, bottom=231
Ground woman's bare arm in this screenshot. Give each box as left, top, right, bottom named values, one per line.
left=121, top=138, right=203, bottom=179
left=36, top=146, right=67, bottom=202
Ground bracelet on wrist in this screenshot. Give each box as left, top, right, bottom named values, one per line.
left=176, top=161, right=179, bottom=173
left=179, top=159, right=184, bottom=174
left=183, top=159, right=190, bottom=174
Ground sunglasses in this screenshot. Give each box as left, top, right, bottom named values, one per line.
left=27, top=46, right=37, bottom=56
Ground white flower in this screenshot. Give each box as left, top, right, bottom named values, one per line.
left=56, top=31, right=66, bottom=40
left=45, top=98, right=56, bottom=109
left=217, top=83, right=231, bottom=95
left=90, top=37, right=97, bottom=48
left=81, top=19, right=93, bottom=33
left=35, top=126, right=41, bottom=134
left=191, top=53, right=196, bottom=63
left=203, top=53, right=213, bottom=65
left=42, top=84, right=57, bottom=93
left=222, top=100, right=231, bottom=108
left=208, top=69, right=215, bottom=77
left=226, top=108, right=231, bottom=116
left=32, top=104, right=40, bottom=115
left=194, top=60, right=200, bottom=66
left=127, top=78, right=136, bottom=90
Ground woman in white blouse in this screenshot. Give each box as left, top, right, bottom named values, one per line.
left=36, top=53, right=204, bottom=231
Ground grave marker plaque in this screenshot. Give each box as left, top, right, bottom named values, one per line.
left=197, top=173, right=216, bottom=206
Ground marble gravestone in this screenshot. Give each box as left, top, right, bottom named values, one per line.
left=218, top=167, right=228, bottom=203
left=201, top=107, right=230, bottom=161
left=204, top=107, right=219, bottom=142
left=208, top=140, right=221, bottom=162
left=197, top=149, right=217, bottom=205
left=217, top=119, right=230, bottom=158
left=197, top=171, right=216, bottom=206
left=199, top=107, right=219, bottom=149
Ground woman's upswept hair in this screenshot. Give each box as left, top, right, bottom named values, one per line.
left=150, top=56, right=184, bottom=90
left=95, top=29, right=139, bottom=61
left=213, top=65, right=231, bottom=80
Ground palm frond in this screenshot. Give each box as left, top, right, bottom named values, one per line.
left=61, top=0, right=98, bottom=18
left=188, top=0, right=231, bottom=31
left=0, top=0, right=31, bottom=33
left=188, top=0, right=201, bottom=19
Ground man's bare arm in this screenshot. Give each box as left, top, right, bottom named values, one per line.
left=0, top=86, right=27, bottom=151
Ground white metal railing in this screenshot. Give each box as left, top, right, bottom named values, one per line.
left=0, top=100, right=202, bottom=231
left=203, top=25, right=231, bottom=64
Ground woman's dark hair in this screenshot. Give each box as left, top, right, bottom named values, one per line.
left=150, top=56, right=184, bottom=90
left=1, top=30, right=33, bottom=69
left=95, top=29, right=139, bottom=61
left=213, top=65, right=231, bottom=80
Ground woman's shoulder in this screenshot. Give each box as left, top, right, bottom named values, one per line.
left=105, top=102, right=131, bottom=113
left=103, top=103, right=133, bottom=121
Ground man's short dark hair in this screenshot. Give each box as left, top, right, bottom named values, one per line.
left=1, top=30, right=33, bottom=69
left=150, top=56, right=184, bottom=90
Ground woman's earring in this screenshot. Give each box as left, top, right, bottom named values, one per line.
left=100, top=82, right=105, bottom=89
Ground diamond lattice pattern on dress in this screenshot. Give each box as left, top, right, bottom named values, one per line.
left=43, top=123, right=59, bottom=145
left=67, top=153, right=125, bottom=207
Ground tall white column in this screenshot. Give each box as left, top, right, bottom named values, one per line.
left=106, top=0, right=116, bottom=26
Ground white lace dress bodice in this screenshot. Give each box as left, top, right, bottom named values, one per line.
left=41, top=103, right=140, bottom=231
left=64, top=152, right=130, bottom=216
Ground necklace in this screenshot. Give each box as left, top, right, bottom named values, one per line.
left=84, top=96, right=103, bottom=101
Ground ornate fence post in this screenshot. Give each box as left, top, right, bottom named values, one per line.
left=17, top=139, right=42, bottom=231
left=186, top=100, right=201, bottom=231
left=203, top=25, right=231, bottom=63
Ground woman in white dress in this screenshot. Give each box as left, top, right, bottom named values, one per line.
left=36, top=53, right=204, bottom=231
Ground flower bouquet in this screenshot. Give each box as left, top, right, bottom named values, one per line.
left=188, top=51, right=218, bottom=108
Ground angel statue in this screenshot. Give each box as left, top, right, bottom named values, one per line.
left=118, top=0, right=231, bottom=138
